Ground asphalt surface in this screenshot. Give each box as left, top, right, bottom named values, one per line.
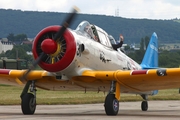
left=0, top=101, right=180, bottom=120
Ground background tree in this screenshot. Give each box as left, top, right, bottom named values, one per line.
left=144, top=36, right=150, bottom=49
left=3, top=45, right=33, bottom=62
left=15, top=34, right=27, bottom=41
left=7, top=33, right=15, bottom=41
left=7, top=33, right=27, bottom=42
left=159, top=50, right=180, bottom=68
left=20, top=44, right=32, bottom=51
left=127, top=36, right=150, bottom=64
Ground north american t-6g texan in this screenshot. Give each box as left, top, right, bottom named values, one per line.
left=0, top=7, right=180, bottom=116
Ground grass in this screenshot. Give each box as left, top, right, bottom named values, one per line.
left=0, top=85, right=180, bottom=105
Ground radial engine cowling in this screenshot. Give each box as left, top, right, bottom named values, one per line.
left=32, top=26, right=76, bottom=72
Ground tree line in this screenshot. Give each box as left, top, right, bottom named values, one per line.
left=0, top=9, right=180, bottom=44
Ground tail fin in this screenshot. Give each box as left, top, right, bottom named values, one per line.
left=140, top=32, right=158, bottom=69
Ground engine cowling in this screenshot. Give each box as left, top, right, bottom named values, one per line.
left=32, top=26, right=76, bottom=72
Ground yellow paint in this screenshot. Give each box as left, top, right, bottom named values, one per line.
left=51, top=42, right=61, bottom=57
left=9, top=70, right=47, bottom=80
left=51, top=57, right=55, bottom=64
left=82, top=70, right=115, bottom=80
left=9, top=70, right=26, bottom=77
left=15, top=78, right=23, bottom=85
left=82, top=70, right=96, bottom=77
left=115, top=82, right=120, bottom=100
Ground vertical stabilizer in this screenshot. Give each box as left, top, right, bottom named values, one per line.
left=140, top=32, right=158, bottom=69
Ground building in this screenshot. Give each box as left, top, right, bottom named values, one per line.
left=20, top=40, right=33, bottom=45
left=0, top=38, right=13, bottom=53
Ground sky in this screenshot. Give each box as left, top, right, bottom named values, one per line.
left=0, top=0, right=180, bottom=20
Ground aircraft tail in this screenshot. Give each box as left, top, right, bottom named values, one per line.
left=140, top=32, right=158, bottom=69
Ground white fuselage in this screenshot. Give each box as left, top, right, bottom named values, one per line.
left=60, top=29, right=141, bottom=78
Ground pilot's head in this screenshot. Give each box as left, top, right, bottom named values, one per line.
left=84, top=25, right=94, bottom=38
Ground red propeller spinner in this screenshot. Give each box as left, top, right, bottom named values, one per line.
left=41, top=39, right=57, bottom=54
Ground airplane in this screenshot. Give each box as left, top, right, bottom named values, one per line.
left=0, top=7, right=180, bottom=116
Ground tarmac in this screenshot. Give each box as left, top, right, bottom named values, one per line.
left=0, top=101, right=180, bottom=120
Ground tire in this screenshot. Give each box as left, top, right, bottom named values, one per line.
left=141, top=101, right=148, bottom=111
left=21, top=93, right=36, bottom=115
left=104, top=94, right=119, bottom=115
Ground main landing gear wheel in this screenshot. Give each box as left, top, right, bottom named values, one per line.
left=104, top=94, right=119, bottom=115
left=21, top=93, right=36, bottom=115
left=141, top=101, right=148, bottom=111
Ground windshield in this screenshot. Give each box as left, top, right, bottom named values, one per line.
left=108, top=35, right=117, bottom=44
left=76, top=21, right=95, bottom=39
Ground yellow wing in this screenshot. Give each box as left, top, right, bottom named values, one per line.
left=80, top=68, right=180, bottom=92
left=1, top=68, right=180, bottom=93
left=0, top=69, right=51, bottom=86
left=0, top=69, right=85, bottom=91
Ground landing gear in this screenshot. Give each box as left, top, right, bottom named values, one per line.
left=20, top=81, right=37, bottom=115
left=104, top=94, right=119, bottom=115
left=104, top=81, right=119, bottom=115
left=21, top=93, right=36, bottom=114
left=141, top=94, right=148, bottom=111
left=141, top=101, right=148, bottom=111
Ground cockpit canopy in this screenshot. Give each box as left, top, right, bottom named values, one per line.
left=76, top=21, right=113, bottom=48
left=76, top=21, right=95, bottom=39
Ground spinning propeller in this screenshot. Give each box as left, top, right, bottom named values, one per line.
left=23, top=7, right=79, bottom=79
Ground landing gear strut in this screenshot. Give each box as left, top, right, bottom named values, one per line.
left=104, top=81, right=119, bottom=115
left=141, top=94, right=148, bottom=111
left=20, top=81, right=37, bottom=115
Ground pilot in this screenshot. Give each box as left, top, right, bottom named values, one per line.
left=111, top=34, right=124, bottom=51
left=84, top=25, right=94, bottom=39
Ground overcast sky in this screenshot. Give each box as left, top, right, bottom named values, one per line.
left=0, top=0, right=180, bottom=20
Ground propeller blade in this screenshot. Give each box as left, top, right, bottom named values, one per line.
left=53, top=7, right=78, bottom=41
left=23, top=52, right=45, bottom=79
